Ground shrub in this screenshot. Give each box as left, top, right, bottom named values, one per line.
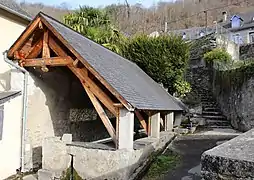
left=203, top=48, right=231, bottom=63
left=120, top=34, right=190, bottom=96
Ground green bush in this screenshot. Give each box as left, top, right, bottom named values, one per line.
left=204, top=48, right=231, bottom=63
left=120, top=34, right=190, bottom=96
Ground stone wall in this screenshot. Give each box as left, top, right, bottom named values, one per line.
left=239, top=43, right=254, bottom=60
left=11, top=66, right=110, bottom=170
left=211, top=64, right=254, bottom=131
left=40, top=132, right=175, bottom=180
left=201, top=129, right=254, bottom=179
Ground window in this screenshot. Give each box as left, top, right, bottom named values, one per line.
left=0, top=105, right=4, bottom=140
left=249, top=32, right=254, bottom=43
left=232, top=34, right=243, bottom=45
left=231, top=16, right=241, bottom=28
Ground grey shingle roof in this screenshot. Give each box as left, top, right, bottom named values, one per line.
left=0, top=0, right=31, bottom=21
left=40, top=12, right=182, bottom=111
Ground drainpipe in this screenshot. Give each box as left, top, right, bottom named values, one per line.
left=3, top=50, right=28, bottom=173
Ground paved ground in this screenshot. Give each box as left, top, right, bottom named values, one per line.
left=162, top=134, right=237, bottom=180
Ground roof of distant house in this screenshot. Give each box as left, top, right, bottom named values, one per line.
left=221, top=11, right=254, bottom=31
left=0, top=0, right=31, bottom=21
left=0, top=91, right=21, bottom=104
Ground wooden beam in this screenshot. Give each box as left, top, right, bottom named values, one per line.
left=48, top=36, right=67, bottom=57
left=69, top=65, right=118, bottom=117
left=26, top=40, right=43, bottom=59
left=48, top=37, right=120, bottom=117
left=73, top=59, right=79, bottom=68
left=83, top=85, right=117, bottom=145
left=41, top=17, right=133, bottom=111
left=8, top=17, right=41, bottom=58
left=135, top=110, right=148, bottom=134
left=42, top=29, right=50, bottom=58
left=21, top=57, right=72, bottom=67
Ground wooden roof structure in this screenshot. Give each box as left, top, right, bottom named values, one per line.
left=7, top=12, right=183, bottom=147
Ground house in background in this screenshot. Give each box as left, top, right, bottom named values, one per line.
left=220, top=11, right=254, bottom=45
left=0, top=0, right=31, bottom=179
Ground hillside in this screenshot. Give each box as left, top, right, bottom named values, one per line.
left=20, top=0, right=254, bottom=35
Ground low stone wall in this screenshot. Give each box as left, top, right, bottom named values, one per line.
left=40, top=132, right=175, bottom=180
left=201, top=128, right=254, bottom=179
left=211, top=64, right=254, bottom=131
left=240, top=43, right=254, bottom=60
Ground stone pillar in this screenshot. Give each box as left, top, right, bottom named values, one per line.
left=165, top=112, right=174, bottom=131
left=150, top=112, right=160, bottom=138
left=174, top=112, right=182, bottom=127
left=118, top=108, right=134, bottom=149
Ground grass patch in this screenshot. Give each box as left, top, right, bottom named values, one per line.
left=143, top=150, right=180, bottom=180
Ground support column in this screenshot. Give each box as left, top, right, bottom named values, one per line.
left=165, top=112, right=174, bottom=131
left=174, top=112, right=182, bottom=127
left=117, top=108, right=134, bottom=149
left=150, top=112, right=160, bottom=138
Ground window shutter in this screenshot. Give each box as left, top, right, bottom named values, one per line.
left=0, top=105, right=4, bottom=140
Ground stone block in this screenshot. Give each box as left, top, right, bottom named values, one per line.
left=61, top=134, right=72, bottom=144
left=38, top=169, right=53, bottom=180
left=201, top=129, right=254, bottom=179
left=173, top=127, right=189, bottom=134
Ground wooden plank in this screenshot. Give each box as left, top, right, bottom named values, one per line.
left=83, top=85, right=117, bottom=145
left=8, top=17, right=41, bottom=58
left=41, top=17, right=132, bottom=111
left=26, top=40, right=43, bottom=59
left=135, top=110, right=148, bottom=134
left=22, top=57, right=72, bottom=67
left=42, top=29, right=50, bottom=58
left=68, top=65, right=118, bottom=117
left=73, top=59, right=79, bottom=67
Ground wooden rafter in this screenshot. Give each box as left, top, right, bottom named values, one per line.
left=69, top=65, right=118, bottom=117
left=40, top=16, right=132, bottom=111
left=48, top=37, right=118, bottom=117
left=8, top=17, right=41, bottom=57
left=83, top=85, right=117, bottom=144
left=25, top=40, right=43, bottom=59
left=135, top=110, right=148, bottom=134
left=42, top=29, right=50, bottom=58
left=19, top=57, right=73, bottom=67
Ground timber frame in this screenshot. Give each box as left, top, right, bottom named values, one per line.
left=7, top=15, right=156, bottom=148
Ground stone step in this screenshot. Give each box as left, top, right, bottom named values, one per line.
left=202, top=111, right=222, bottom=115
left=203, top=107, right=221, bottom=112
left=204, top=125, right=232, bottom=129
left=203, top=115, right=227, bottom=120
left=195, top=115, right=226, bottom=120
left=206, top=120, right=231, bottom=127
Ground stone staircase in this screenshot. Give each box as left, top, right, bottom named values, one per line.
left=197, top=89, right=232, bottom=129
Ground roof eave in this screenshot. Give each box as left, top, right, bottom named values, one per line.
left=0, top=3, right=32, bottom=22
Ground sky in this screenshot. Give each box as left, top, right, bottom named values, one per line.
left=18, top=0, right=169, bottom=9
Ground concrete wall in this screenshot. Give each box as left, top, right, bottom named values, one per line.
left=0, top=95, right=23, bottom=179
left=211, top=65, right=254, bottom=132
left=0, top=11, right=28, bottom=179
left=216, top=34, right=239, bottom=61
left=0, top=12, right=28, bottom=91
left=41, top=132, right=175, bottom=180
left=11, top=67, right=110, bottom=170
